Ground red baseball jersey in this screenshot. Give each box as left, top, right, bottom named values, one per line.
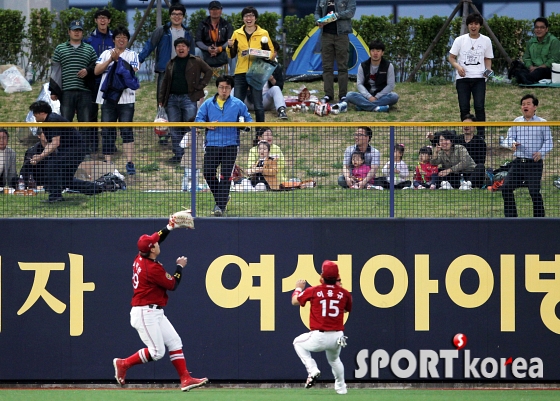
left=130, top=255, right=176, bottom=307
left=297, top=284, right=352, bottom=331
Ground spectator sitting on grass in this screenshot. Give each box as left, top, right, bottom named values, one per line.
left=349, top=151, right=373, bottom=189
left=430, top=130, right=476, bottom=190
left=413, top=146, right=438, bottom=189
left=345, top=40, right=399, bottom=112
left=510, top=18, right=560, bottom=84
left=427, top=114, right=487, bottom=160
left=247, top=128, right=286, bottom=184
left=247, top=140, right=280, bottom=190
left=377, top=144, right=411, bottom=189
left=338, top=126, right=380, bottom=189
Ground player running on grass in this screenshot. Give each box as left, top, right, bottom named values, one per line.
left=113, top=212, right=207, bottom=391
left=291, top=260, right=352, bottom=394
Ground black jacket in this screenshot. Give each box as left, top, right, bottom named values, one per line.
left=360, top=57, right=390, bottom=96
left=195, top=17, right=233, bottom=67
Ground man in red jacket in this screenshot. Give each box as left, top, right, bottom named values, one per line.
left=292, top=260, right=352, bottom=394
left=112, top=217, right=208, bottom=391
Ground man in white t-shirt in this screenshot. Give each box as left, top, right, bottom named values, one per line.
left=94, top=26, right=139, bottom=175
left=448, top=12, right=494, bottom=138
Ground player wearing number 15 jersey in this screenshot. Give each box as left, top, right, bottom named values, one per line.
left=112, top=217, right=207, bottom=391
left=292, top=260, right=352, bottom=395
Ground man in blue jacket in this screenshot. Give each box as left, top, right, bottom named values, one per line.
left=195, top=75, right=253, bottom=217
left=139, top=4, right=195, bottom=105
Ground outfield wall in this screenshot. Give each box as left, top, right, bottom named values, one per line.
left=0, top=218, right=559, bottom=382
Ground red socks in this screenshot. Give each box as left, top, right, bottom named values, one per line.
left=122, top=348, right=189, bottom=379
left=169, top=349, right=189, bottom=377
left=124, top=348, right=151, bottom=368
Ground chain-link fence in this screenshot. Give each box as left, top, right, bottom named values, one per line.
left=1, top=121, right=559, bottom=218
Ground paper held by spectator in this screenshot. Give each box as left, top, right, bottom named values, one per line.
left=241, top=48, right=271, bottom=58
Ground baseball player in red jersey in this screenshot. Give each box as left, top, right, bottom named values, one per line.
left=292, top=260, right=352, bottom=395
left=112, top=217, right=208, bottom=391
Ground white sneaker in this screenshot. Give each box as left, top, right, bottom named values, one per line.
left=369, top=185, right=384, bottom=190
left=459, top=181, right=472, bottom=190
left=331, top=101, right=348, bottom=114
left=440, top=181, right=453, bottom=190
left=335, top=383, right=348, bottom=394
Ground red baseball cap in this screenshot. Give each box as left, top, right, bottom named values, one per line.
left=137, top=232, right=160, bottom=253
left=321, top=260, right=339, bottom=280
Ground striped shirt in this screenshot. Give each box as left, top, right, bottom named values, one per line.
left=52, top=41, right=98, bottom=91
left=96, top=48, right=140, bottom=104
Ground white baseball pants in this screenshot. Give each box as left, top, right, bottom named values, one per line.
left=293, top=330, right=346, bottom=391
left=130, top=306, right=182, bottom=361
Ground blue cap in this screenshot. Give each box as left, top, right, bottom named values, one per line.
left=69, top=20, right=84, bottom=30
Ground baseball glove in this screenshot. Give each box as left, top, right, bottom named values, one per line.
left=170, top=209, right=195, bottom=229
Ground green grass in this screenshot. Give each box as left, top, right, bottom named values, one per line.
left=0, top=388, right=559, bottom=401
left=4, top=79, right=560, bottom=125
left=3, top=184, right=558, bottom=218
left=2, top=79, right=560, bottom=218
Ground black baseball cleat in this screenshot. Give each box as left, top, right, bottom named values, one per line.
left=305, top=371, right=320, bottom=388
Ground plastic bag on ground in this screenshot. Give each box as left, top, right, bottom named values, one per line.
left=0, top=66, right=32, bottom=93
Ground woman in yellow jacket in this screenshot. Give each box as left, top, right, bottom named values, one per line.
left=226, top=6, right=274, bottom=122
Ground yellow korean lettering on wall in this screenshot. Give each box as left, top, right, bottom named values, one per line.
left=445, top=255, right=494, bottom=308
left=17, top=254, right=95, bottom=336
left=525, top=254, right=560, bottom=334
left=206, top=254, right=275, bottom=330
left=360, top=255, right=408, bottom=308
left=415, top=254, right=438, bottom=331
